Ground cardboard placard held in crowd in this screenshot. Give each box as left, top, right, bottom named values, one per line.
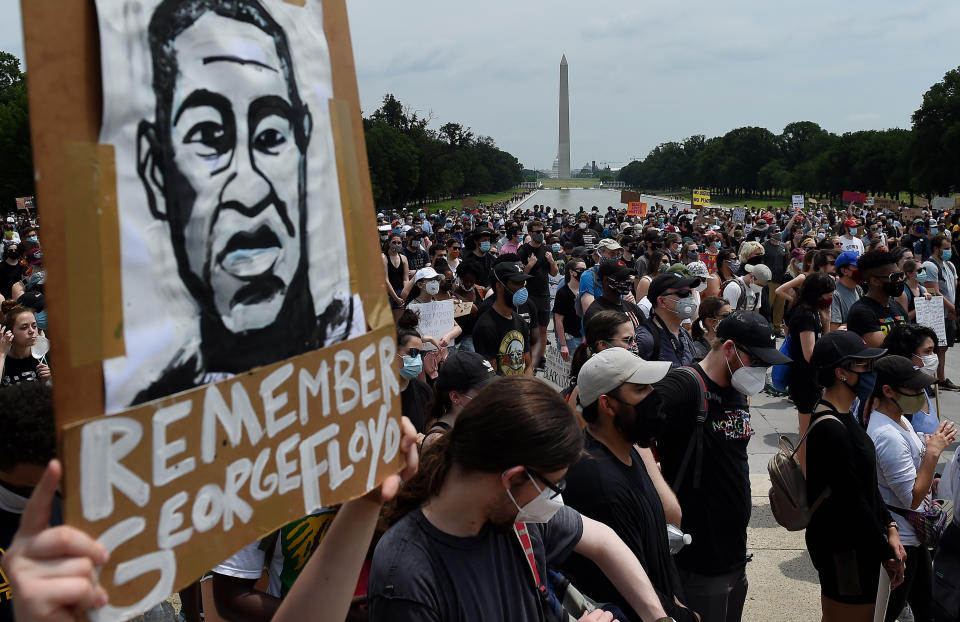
left=454, top=300, right=474, bottom=317
left=865, top=196, right=875, bottom=207
left=807, top=198, right=818, bottom=205
left=873, top=197, right=899, bottom=211
left=621, top=190, right=642, bottom=204
left=932, top=196, right=957, bottom=210
left=842, top=190, right=867, bottom=204
left=21, top=0, right=403, bottom=617
left=627, top=201, right=648, bottom=217
left=411, top=299, right=456, bottom=340
left=732, top=206, right=746, bottom=223
left=916, top=197, right=931, bottom=208
left=15, top=196, right=34, bottom=211
left=902, top=208, right=923, bottom=222
left=792, top=195, right=804, bottom=209
left=915, top=296, right=948, bottom=346
left=692, top=189, right=710, bottom=207
left=540, top=344, right=572, bottom=390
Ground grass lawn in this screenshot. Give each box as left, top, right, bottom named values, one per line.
left=539, top=178, right=601, bottom=189
left=423, top=189, right=527, bottom=214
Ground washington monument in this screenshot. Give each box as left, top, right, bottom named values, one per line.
left=558, top=54, right=570, bottom=178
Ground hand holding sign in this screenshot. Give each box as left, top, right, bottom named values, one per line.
left=2, top=460, right=110, bottom=620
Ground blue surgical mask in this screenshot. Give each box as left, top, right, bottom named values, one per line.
left=552, top=243, right=561, bottom=253
left=944, top=250, right=953, bottom=261
left=26, top=236, right=37, bottom=243
left=847, top=370, right=876, bottom=404
left=917, top=269, right=928, bottom=282
left=399, top=354, right=423, bottom=380
left=713, top=241, right=721, bottom=249
left=849, top=227, right=858, bottom=235
left=512, top=286, right=529, bottom=307
left=932, top=228, right=940, bottom=236
left=480, top=241, right=491, bottom=252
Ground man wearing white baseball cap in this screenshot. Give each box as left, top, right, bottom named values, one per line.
left=564, top=348, right=697, bottom=622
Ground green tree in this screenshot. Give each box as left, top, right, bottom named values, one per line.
left=0, top=51, right=33, bottom=212
left=911, top=65, right=960, bottom=195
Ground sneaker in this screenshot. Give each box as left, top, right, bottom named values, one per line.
left=939, top=379, right=960, bottom=391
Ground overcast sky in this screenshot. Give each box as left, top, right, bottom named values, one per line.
left=4, top=0, right=960, bottom=170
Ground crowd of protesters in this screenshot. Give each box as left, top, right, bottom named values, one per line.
left=4, top=195, right=960, bottom=622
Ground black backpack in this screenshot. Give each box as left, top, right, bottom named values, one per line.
left=670, top=366, right=720, bottom=490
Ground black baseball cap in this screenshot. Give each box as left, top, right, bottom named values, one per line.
left=716, top=311, right=791, bottom=365
left=435, top=351, right=498, bottom=394
left=493, top=262, right=533, bottom=283
left=809, top=330, right=886, bottom=369
left=648, top=273, right=701, bottom=304
left=469, top=227, right=494, bottom=240
left=874, top=355, right=936, bottom=390
left=17, top=291, right=44, bottom=312
left=597, top=259, right=635, bottom=281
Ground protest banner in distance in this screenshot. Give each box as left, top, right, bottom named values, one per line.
left=933, top=196, right=960, bottom=210
left=621, top=190, right=642, bottom=204
left=15, top=196, right=34, bottom=211
left=916, top=296, right=948, bottom=347
left=874, top=197, right=899, bottom=211
left=792, top=195, right=804, bottom=209
left=540, top=345, right=572, bottom=390
left=692, top=189, right=711, bottom=207
left=410, top=300, right=456, bottom=343
left=21, top=0, right=403, bottom=617
left=842, top=190, right=867, bottom=204
left=732, top=206, right=746, bottom=223
left=807, top=197, right=818, bottom=206
left=865, top=196, right=875, bottom=207
left=902, top=207, right=923, bottom=222
left=627, top=201, right=648, bottom=217
left=917, top=197, right=931, bottom=208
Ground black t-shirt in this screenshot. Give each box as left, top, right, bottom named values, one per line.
left=805, top=402, right=894, bottom=562
left=400, top=378, right=431, bottom=433
left=571, top=229, right=598, bottom=251
left=462, top=252, right=496, bottom=287
left=562, top=433, right=694, bottom=622
left=368, top=506, right=583, bottom=622
left=473, top=308, right=530, bottom=375
left=845, top=295, right=907, bottom=339
left=551, top=285, right=581, bottom=338
left=477, top=294, right=538, bottom=333
left=517, top=243, right=551, bottom=295
left=0, top=262, right=22, bottom=299
left=0, top=356, right=40, bottom=387
left=762, top=241, right=788, bottom=282
left=654, top=364, right=752, bottom=575
left=785, top=306, right=822, bottom=389
left=581, top=296, right=645, bottom=356
left=403, top=247, right=429, bottom=272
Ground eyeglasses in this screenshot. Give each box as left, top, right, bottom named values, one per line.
left=526, top=469, right=566, bottom=499
left=399, top=348, right=421, bottom=359
left=843, top=360, right=874, bottom=373
left=607, top=335, right=636, bottom=347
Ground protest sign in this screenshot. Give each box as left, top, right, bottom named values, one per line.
left=865, top=196, right=875, bottom=207
left=842, top=190, right=867, bottom=204
left=819, top=199, right=831, bottom=206
left=792, top=195, right=804, bottom=209
left=933, top=196, right=959, bottom=210
left=732, top=206, right=746, bottom=223
left=916, top=197, right=930, bottom=208
left=916, top=296, right=947, bottom=347
left=540, top=344, right=572, bottom=390
left=15, top=196, right=34, bottom=211
left=902, top=208, right=923, bottom=222
left=627, top=201, right=648, bottom=217
left=22, top=0, right=402, bottom=616
left=454, top=300, right=474, bottom=317
left=873, top=197, right=899, bottom=211
left=411, top=299, right=456, bottom=342
left=807, top=198, right=818, bottom=205
left=692, top=189, right=710, bottom=207
left=620, top=190, right=642, bottom=204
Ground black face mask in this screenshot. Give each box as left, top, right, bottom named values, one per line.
left=746, top=255, right=764, bottom=266
left=5, top=250, right=17, bottom=260
left=613, top=391, right=665, bottom=447
left=882, top=280, right=905, bottom=297
left=531, top=232, right=544, bottom=244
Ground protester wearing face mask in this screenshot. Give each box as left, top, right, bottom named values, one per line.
left=582, top=261, right=645, bottom=352
left=866, top=356, right=955, bottom=622
left=840, top=218, right=865, bottom=255
left=805, top=331, right=901, bottom=622
left=846, top=250, right=908, bottom=349
left=690, top=297, right=730, bottom=361
left=577, top=238, right=623, bottom=316
left=461, top=228, right=496, bottom=288
left=722, top=262, right=770, bottom=312
left=654, top=311, right=791, bottom=621
left=394, top=314, right=431, bottom=433
left=420, top=351, right=497, bottom=451
left=554, top=259, right=586, bottom=361
left=785, top=272, right=836, bottom=470
left=699, top=231, right=721, bottom=274
left=403, top=230, right=430, bottom=276
left=472, top=262, right=534, bottom=376
left=0, top=244, right=24, bottom=301
left=382, top=234, right=411, bottom=316
left=444, top=237, right=462, bottom=272
left=406, top=268, right=462, bottom=378
left=921, top=234, right=960, bottom=390
left=636, top=273, right=700, bottom=368
left=881, top=324, right=942, bottom=434
left=562, top=349, right=699, bottom=622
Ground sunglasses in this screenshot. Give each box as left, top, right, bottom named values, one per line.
left=526, top=469, right=566, bottom=499
left=667, top=288, right=693, bottom=298
left=399, top=348, right=421, bottom=359
left=873, top=272, right=905, bottom=283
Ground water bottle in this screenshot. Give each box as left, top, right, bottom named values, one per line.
left=666, top=524, right=692, bottom=554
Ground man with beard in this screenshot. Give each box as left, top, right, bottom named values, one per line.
left=562, top=348, right=697, bottom=622
left=133, top=0, right=362, bottom=404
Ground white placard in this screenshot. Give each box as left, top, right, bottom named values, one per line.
left=410, top=299, right=456, bottom=344
left=933, top=196, right=956, bottom=210
left=792, top=194, right=804, bottom=209
left=915, top=295, right=947, bottom=346
left=540, top=344, right=572, bottom=390
left=865, top=196, right=875, bottom=207
left=732, top=207, right=746, bottom=223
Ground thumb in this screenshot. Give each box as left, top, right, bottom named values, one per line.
left=19, top=459, right=60, bottom=536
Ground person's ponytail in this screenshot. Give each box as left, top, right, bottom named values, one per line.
left=385, top=433, right=453, bottom=526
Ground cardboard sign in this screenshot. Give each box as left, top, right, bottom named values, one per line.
left=15, top=196, right=34, bottom=211
left=819, top=199, right=831, bottom=206
left=692, top=189, right=710, bottom=207
left=933, top=196, right=959, bottom=210
left=916, top=197, right=931, bottom=208
left=873, top=197, right=899, bottom=211
left=865, top=196, right=875, bottom=207
left=461, top=197, right=479, bottom=208
left=807, top=198, right=818, bottom=205
left=916, top=296, right=947, bottom=346
left=792, top=194, right=804, bottom=209
left=732, top=206, right=746, bottom=223
left=627, top=201, right=648, bottom=217
left=842, top=190, right=867, bottom=204
left=454, top=300, right=474, bottom=317
left=902, top=207, right=923, bottom=222
left=620, top=190, right=642, bottom=204
left=540, top=344, right=572, bottom=390
left=21, top=0, right=401, bottom=617
left=410, top=299, right=456, bottom=342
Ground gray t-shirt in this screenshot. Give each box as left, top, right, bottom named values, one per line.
left=923, top=257, right=957, bottom=304
left=831, top=281, right=862, bottom=324
left=866, top=411, right=927, bottom=547
left=369, top=505, right=584, bottom=621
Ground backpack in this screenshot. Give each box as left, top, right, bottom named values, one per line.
left=573, top=265, right=601, bottom=318
left=721, top=277, right=748, bottom=310
left=671, top=366, right=719, bottom=490
left=768, top=414, right=841, bottom=531
left=769, top=334, right=792, bottom=392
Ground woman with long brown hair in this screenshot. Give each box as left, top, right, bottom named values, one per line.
left=0, top=301, right=50, bottom=386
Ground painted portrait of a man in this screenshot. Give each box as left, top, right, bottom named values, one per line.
left=98, top=0, right=363, bottom=410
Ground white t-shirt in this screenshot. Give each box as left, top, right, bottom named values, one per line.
left=840, top=235, right=864, bottom=255
left=867, top=410, right=928, bottom=546
left=722, top=277, right=760, bottom=311
left=940, top=449, right=960, bottom=523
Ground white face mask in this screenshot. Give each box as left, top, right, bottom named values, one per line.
left=424, top=281, right=441, bottom=295
left=507, top=471, right=564, bottom=523
left=578, top=222, right=587, bottom=229
left=726, top=349, right=767, bottom=396
left=918, top=353, right=939, bottom=375
left=696, top=281, right=708, bottom=292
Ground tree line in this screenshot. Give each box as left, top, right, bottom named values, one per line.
left=363, top=94, right=523, bottom=208
left=0, top=52, right=33, bottom=214
left=618, top=65, right=960, bottom=203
